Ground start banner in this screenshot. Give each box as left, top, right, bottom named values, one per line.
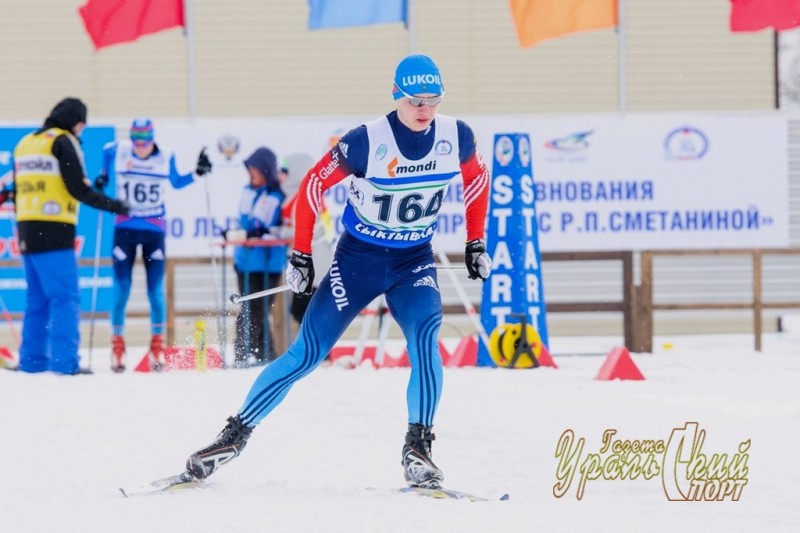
left=478, top=133, right=549, bottom=366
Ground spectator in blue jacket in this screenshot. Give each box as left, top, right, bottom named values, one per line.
left=229, top=147, right=286, bottom=367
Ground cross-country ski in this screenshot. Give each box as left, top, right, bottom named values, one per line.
left=119, top=471, right=204, bottom=497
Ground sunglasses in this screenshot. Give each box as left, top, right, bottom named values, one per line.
left=132, top=139, right=153, bottom=148
left=397, top=87, right=443, bottom=107
left=407, top=95, right=443, bottom=107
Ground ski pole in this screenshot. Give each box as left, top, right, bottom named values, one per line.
left=87, top=209, right=103, bottom=371
left=351, top=297, right=380, bottom=368
left=434, top=244, right=492, bottom=352
left=0, top=195, right=21, bottom=348
left=230, top=284, right=291, bottom=304
left=0, top=289, right=20, bottom=346
left=374, top=296, right=392, bottom=367
left=199, top=150, right=225, bottom=357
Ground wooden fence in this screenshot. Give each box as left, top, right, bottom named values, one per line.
left=4, top=248, right=800, bottom=353
left=638, top=248, right=800, bottom=352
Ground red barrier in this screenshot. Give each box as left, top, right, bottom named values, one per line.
left=134, top=346, right=224, bottom=372
left=446, top=335, right=478, bottom=367
left=0, top=346, right=14, bottom=367
left=536, top=344, right=558, bottom=369
left=596, top=346, right=645, bottom=381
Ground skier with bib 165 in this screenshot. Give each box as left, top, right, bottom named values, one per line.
left=183, top=54, right=491, bottom=489
left=95, top=119, right=213, bottom=372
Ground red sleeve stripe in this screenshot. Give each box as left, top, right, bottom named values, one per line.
left=293, top=150, right=352, bottom=254
left=460, top=152, right=490, bottom=242
left=464, top=169, right=488, bottom=208
left=305, top=175, right=324, bottom=215
left=463, top=153, right=489, bottom=208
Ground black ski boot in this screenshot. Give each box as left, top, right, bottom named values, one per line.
left=186, top=415, right=253, bottom=479
left=401, top=424, right=444, bottom=489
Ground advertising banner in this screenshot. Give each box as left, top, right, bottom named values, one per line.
left=468, top=114, right=789, bottom=251
left=0, top=126, right=116, bottom=314
left=144, top=113, right=790, bottom=258
left=4, top=112, right=787, bottom=264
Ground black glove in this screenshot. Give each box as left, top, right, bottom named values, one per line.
left=110, top=199, right=130, bottom=216
left=285, top=250, right=315, bottom=295
left=195, top=147, right=212, bottom=176
left=94, top=174, right=109, bottom=190
left=465, top=239, right=492, bottom=281
left=246, top=228, right=267, bottom=239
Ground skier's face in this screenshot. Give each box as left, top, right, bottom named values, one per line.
left=396, top=93, right=440, bottom=132
left=72, top=122, right=85, bottom=139
left=248, top=166, right=267, bottom=188
left=132, top=140, right=154, bottom=159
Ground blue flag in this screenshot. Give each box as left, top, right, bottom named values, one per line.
left=308, top=0, right=407, bottom=29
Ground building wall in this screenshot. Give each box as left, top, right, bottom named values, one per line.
left=0, top=1, right=791, bottom=342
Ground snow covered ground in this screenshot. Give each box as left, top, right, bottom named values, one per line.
left=0, top=332, right=797, bottom=533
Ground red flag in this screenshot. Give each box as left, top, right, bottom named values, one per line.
left=508, top=0, right=617, bottom=48
left=730, top=0, right=800, bottom=32
left=79, top=0, right=185, bottom=49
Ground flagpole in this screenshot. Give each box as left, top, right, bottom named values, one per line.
left=407, top=0, right=415, bottom=54
left=185, top=0, right=197, bottom=117
left=618, top=0, right=627, bottom=114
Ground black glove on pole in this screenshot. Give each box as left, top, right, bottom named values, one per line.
left=196, top=147, right=213, bottom=176
left=465, top=239, right=492, bottom=281
left=286, top=250, right=315, bottom=295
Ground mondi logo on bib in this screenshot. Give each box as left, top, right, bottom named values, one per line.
left=387, top=157, right=437, bottom=177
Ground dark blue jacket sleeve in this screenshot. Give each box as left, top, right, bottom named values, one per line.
left=457, top=120, right=477, bottom=164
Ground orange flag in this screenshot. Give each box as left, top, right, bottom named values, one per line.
left=509, top=0, right=618, bottom=48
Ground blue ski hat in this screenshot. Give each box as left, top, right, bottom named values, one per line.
left=130, top=118, right=154, bottom=144
left=392, top=54, right=444, bottom=99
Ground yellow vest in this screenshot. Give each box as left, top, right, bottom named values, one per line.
left=14, top=128, right=80, bottom=225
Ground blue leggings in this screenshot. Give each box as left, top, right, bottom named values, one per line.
left=238, top=232, right=444, bottom=427
left=111, top=228, right=166, bottom=336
